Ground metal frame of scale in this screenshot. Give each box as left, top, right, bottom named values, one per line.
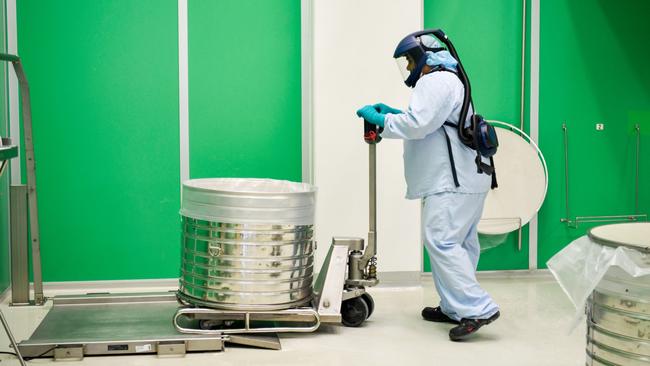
left=0, top=53, right=45, bottom=306
left=0, top=52, right=46, bottom=366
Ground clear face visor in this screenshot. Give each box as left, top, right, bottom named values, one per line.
left=395, top=54, right=416, bottom=82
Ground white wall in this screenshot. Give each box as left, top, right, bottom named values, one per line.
left=312, top=0, right=423, bottom=273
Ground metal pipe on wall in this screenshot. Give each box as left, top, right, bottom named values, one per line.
left=634, top=123, right=641, bottom=215
left=520, top=0, right=527, bottom=130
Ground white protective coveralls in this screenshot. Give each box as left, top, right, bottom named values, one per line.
left=382, top=69, right=500, bottom=321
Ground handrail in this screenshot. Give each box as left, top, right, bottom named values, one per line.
left=560, top=123, right=646, bottom=228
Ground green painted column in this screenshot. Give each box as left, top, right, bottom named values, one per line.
left=17, top=0, right=180, bottom=281
left=423, top=0, right=531, bottom=271
left=0, top=0, right=9, bottom=293
left=188, top=0, right=302, bottom=181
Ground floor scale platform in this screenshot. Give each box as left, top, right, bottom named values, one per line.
left=17, top=292, right=281, bottom=360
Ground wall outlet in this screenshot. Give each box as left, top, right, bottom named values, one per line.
left=596, top=123, right=605, bottom=131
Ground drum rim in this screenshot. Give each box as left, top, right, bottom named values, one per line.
left=587, top=223, right=650, bottom=253
left=183, top=177, right=317, bottom=195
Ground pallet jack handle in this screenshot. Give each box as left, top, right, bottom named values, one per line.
left=361, top=119, right=381, bottom=266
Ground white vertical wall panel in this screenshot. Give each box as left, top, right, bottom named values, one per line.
left=529, top=0, right=540, bottom=270
left=7, top=0, right=19, bottom=185
left=313, top=0, right=422, bottom=272
left=178, top=0, right=189, bottom=185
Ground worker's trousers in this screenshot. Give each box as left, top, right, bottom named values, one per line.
left=422, top=191, right=500, bottom=321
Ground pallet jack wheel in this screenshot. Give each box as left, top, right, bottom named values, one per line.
left=361, top=293, right=375, bottom=319
left=341, top=297, right=369, bottom=327
left=199, top=319, right=225, bottom=330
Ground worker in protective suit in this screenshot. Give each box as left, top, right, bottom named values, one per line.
left=356, top=31, right=500, bottom=341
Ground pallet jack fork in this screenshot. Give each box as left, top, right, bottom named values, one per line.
left=172, top=118, right=383, bottom=334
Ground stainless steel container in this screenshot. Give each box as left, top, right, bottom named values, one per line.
left=178, top=178, right=316, bottom=311
left=586, top=223, right=650, bottom=366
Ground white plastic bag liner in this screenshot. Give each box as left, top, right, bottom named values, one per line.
left=181, top=178, right=317, bottom=225
left=547, top=233, right=650, bottom=328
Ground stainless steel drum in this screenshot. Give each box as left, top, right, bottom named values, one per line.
left=586, top=223, right=650, bottom=366
left=178, top=178, right=317, bottom=311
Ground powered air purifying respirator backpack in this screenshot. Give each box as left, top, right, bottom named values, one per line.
left=395, top=29, right=499, bottom=189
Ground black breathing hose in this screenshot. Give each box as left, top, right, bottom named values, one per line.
left=431, top=29, right=475, bottom=146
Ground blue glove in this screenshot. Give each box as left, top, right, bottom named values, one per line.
left=373, top=103, right=402, bottom=115
left=356, top=105, right=386, bottom=127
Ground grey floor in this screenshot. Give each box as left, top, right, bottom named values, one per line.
left=0, top=272, right=585, bottom=366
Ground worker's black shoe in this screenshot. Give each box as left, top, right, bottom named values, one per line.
left=421, top=306, right=460, bottom=324
left=449, top=311, right=500, bottom=341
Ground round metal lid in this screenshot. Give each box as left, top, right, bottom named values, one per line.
left=181, top=178, right=317, bottom=225
left=478, top=122, right=548, bottom=235
left=588, top=222, right=650, bottom=253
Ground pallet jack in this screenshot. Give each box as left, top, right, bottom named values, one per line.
left=171, top=119, right=383, bottom=334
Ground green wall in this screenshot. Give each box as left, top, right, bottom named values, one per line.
left=423, top=0, right=531, bottom=271
left=13, top=0, right=646, bottom=282
left=423, top=0, right=650, bottom=271
left=0, top=0, right=8, bottom=293
left=14, top=0, right=303, bottom=282
left=537, top=0, right=650, bottom=268
left=17, top=0, right=181, bottom=281
left=188, top=0, right=302, bottom=181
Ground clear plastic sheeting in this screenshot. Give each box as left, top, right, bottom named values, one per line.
left=479, top=232, right=511, bottom=252
left=547, top=235, right=650, bottom=323
left=181, top=178, right=317, bottom=225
